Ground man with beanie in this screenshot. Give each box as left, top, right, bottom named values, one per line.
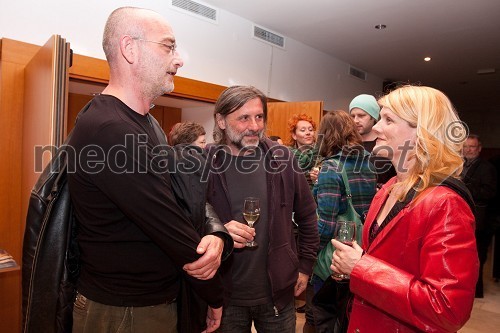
left=349, top=94, right=380, bottom=150
left=349, top=94, right=395, bottom=185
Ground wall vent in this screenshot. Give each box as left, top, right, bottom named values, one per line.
left=253, top=25, right=285, bottom=48
left=171, top=0, right=218, bottom=23
left=349, top=66, right=367, bottom=81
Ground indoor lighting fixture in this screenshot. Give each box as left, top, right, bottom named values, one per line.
left=424, top=57, right=431, bottom=62
left=375, top=24, right=387, bottom=30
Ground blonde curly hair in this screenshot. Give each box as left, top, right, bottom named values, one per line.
left=378, top=85, right=466, bottom=201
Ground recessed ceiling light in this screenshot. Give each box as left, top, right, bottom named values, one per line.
left=424, top=57, right=431, bottom=62
left=375, top=24, right=387, bottom=30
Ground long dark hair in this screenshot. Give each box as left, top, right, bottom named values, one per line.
left=317, top=110, right=364, bottom=158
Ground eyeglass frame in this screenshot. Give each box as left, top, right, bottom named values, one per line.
left=131, top=37, right=177, bottom=54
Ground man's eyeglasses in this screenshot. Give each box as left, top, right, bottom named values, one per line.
left=132, top=37, right=177, bottom=54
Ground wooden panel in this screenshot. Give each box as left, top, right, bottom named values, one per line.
left=150, top=106, right=181, bottom=137
left=266, top=101, right=323, bottom=144
left=67, top=93, right=93, bottom=134
left=69, top=53, right=110, bottom=84
left=0, top=38, right=40, bottom=66
left=0, top=40, right=27, bottom=333
left=149, top=105, right=165, bottom=128
left=171, top=76, right=226, bottom=103
left=21, top=36, right=69, bottom=228
left=162, top=106, right=182, bottom=135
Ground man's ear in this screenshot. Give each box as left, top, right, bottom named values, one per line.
left=216, top=114, right=226, bottom=130
left=120, top=35, right=136, bottom=64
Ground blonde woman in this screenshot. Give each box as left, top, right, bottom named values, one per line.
left=331, top=85, right=478, bottom=333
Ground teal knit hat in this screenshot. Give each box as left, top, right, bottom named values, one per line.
left=349, top=94, right=380, bottom=120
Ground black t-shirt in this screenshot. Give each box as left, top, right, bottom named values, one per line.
left=224, top=149, right=272, bottom=306
left=67, top=94, right=224, bottom=307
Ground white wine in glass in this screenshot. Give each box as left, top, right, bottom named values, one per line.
left=332, top=221, right=356, bottom=279
left=243, top=197, right=260, bottom=248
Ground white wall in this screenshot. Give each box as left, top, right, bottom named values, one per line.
left=181, top=106, right=215, bottom=144
left=0, top=0, right=383, bottom=111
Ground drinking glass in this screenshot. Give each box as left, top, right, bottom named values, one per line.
left=243, top=197, right=260, bottom=247
left=332, top=221, right=356, bottom=279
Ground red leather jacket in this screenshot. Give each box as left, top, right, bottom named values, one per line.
left=349, top=178, right=478, bottom=333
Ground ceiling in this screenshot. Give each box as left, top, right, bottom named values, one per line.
left=202, top=0, right=500, bottom=106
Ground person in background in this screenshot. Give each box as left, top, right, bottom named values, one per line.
left=286, top=114, right=319, bottom=190
left=310, top=110, right=376, bottom=332
left=285, top=113, right=318, bottom=325
left=349, top=94, right=396, bottom=186
left=461, top=134, right=497, bottom=298
left=489, top=154, right=500, bottom=283
left=332, top=85, right=478, bottom=333
left=349, top=94, right=379, bottom=145
left=206, top=85, right=319, bottom=332
left=67, top=7, right=227, bottom=333
left=169, top=121, right=207, bottom=148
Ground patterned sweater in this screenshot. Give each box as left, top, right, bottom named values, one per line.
left=313, top=152, right=377, bottom=250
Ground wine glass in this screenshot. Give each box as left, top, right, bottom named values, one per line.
left=243, top=197, right=260, bottom=247
left=332, top=221, right=356, bottom=279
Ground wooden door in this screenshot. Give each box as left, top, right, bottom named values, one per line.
left=150, top=105, right=182, bottom=135
left=22, top=35, right=70, bottom=228
left=266, top=101, right=323, bottom=145
left=0, top=35, right=69, bottom=333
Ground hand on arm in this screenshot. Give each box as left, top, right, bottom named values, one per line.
left=330, top=239, right=363, bottom=279
left=203, top=306, right=222, bottom=333
left=183, top=235, right=223, bottom=280
left=224, top=220, right=255, bottom=249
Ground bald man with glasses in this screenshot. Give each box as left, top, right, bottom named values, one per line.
left=67, top=7, right=230, bottom=333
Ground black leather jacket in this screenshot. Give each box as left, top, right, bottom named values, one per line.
left=22, top=141, right=78, bottom=333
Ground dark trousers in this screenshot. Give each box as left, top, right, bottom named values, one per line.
left=219, top=301, right=296, bottom=333
left=309, top=275, right=351, bottom=333
left=476, top=229, right=492, bottom=297
left=303, top=281, right=316, bottom=326
left=494, top=230, right=500, bottom=279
